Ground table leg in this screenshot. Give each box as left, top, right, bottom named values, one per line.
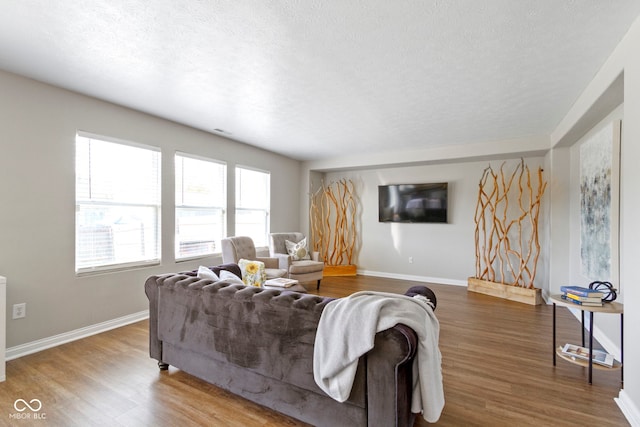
left=553, top=303, right=557, bottom=366
left=588, top=312, right=594, bottom=384
left=581, top=310, right=585, bottom=347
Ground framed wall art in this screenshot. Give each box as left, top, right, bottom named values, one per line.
left=579, top=120, right=621, bottom=288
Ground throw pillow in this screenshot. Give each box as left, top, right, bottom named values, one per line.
left=238, top=258, right=267, bottom=287
left=219, top=269, right=244, bottom=285
left=285, top=238, right=311, bottom=261
left=197, top=265, right=219, bottom=281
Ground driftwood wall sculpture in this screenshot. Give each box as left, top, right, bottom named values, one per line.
left=474, top=159, right=547, bottom=289
left=309, top=179, right=356, bottom=266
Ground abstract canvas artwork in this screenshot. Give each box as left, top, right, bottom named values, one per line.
left=580, top=123, right=617, bottom=280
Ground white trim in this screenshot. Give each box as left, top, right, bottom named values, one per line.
left=357, top=269, right=468, bottom=287
left=616, top=390, right=640, bottom=427
left=5, top=310, right=149, bottom=361
left=76, top=260, right=161, bottom=276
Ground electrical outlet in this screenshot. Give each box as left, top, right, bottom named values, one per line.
left=409, top=256, right=414, bottom=264
left=13, top=303, right=26, bottom=319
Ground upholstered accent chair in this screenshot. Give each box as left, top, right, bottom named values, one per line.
left=221, top=236, right=287, bottom=280
left=269, top=232, right=325, bottom=290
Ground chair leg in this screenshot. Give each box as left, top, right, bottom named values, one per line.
left=317, top=279, right=321, bottom=290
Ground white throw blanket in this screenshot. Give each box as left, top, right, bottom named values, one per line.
left=313, top=291, right=444, bottom=423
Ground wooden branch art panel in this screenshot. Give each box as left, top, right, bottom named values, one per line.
left=473, top=159, right=547, bottom=289
left=310, top=179, right=356, bottom=266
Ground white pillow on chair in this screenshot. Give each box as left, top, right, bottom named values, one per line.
left=285, top=238, right=311, bottom=261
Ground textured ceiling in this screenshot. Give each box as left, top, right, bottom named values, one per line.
left=1, top=1, right=639, bottom=161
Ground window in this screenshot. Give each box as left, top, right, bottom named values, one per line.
left=75, top=133, right=161, bottom=273
left=235, top=166, right=270, bottom=246
left=175, top=153, right=226, bottom=259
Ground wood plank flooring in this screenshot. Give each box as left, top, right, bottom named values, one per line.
left=0, top=275, right=628, bottom=426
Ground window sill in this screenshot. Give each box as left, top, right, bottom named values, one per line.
left=76, top=260, right=161, bottom=277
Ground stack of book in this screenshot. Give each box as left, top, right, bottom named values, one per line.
left=560, top=285, right=604, bottom=307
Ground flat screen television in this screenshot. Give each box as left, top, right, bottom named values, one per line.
left=378, top=183, right=448, bottom=223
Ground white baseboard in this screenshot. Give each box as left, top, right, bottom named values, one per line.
left=616, top=390, right=640, bottom=427
left=357, top=269, right=468, bottom=287
left=6, top=310, right=149, bottom=361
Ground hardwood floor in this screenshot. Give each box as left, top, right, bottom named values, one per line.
left=0, top=276, right=628, bottom=426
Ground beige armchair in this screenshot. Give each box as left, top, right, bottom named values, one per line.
left=221, top=236, right=287, bottom=280
left=269, top=232, right=324, bottom=290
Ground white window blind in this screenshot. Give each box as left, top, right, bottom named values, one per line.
left=235, top=166, right=270, bottom=247
left=75, top=133, right=161, bottom=273
left=175, top=153, right=226, bottom=259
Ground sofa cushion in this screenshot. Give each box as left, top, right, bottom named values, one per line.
left=285, top=238, right=311, bottom=260
left=289, top=259, right=324, bottom=274
left=265, top=268, right=287, bottom=279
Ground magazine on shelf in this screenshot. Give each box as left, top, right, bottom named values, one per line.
left=264, top=278, right=298, bottom=288
left=561, top=343, right=615, bottom=367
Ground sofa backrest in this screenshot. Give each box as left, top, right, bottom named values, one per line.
left=221, top=236, right=258, bottom=263
left=269, top=232, right=305, bottom=256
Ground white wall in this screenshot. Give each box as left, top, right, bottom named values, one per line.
left=619, top=19, right=640, bottom=425
left=322, top=156, right=546, bottom=287
left=0, top=70, right=301, bottom=348
left=546, top=146, right=571, bottom=297
left=551, top=15, right=640, bottom=424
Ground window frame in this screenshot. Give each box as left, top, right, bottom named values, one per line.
left=174, top=152, right=227, bottom=261
left=75, top=131, right=162, bottom=275
left=235, top=165, right=271, bottom=247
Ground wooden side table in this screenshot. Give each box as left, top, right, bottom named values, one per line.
left=551, top=294, right=623, bottom=384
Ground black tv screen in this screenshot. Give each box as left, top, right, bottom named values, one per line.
left=378, top=183, right=448, bottom=223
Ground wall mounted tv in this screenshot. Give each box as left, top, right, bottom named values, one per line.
left=378, top=183, right=448, bottom=223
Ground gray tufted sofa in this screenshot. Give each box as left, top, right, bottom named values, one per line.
left=145, top=264, right=425, bottom=427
